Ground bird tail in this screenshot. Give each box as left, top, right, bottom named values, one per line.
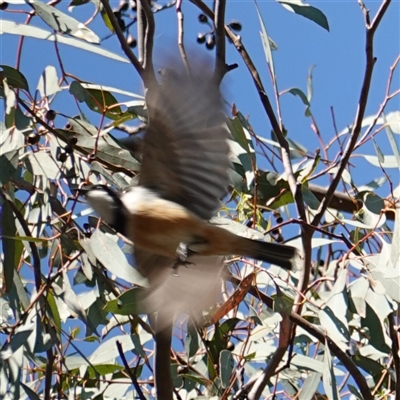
left=195, top=224, right=299, bottom=271
left=235, top=237, right=298, bottom=270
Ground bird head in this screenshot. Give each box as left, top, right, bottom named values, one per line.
left=81, top=184, right=126, bottom=235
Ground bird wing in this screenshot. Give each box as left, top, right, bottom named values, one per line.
left=135, top=248, right=224, bottom=329
left=139, top=59, right=230, bottom=220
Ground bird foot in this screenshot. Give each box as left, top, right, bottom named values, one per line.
left=172, top=243, right=195, bottom=276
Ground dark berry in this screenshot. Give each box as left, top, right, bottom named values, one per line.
left=229, top=21, right=242, bottom=32
left=226, top=341, right=235, bottom=351
left=68, top=136, right=78, bottom=146
left=64, top=145, right=73, bottom=154
left=27, top=133, right=40, bottom=145
left=198, top=13, right=207, bottom=23
left=127, top=34, right=137, bottom=48
left=119, top=0, right=129, bottom=12
left=117, top=17, right=126, bottom=31
left=0, top=1, right=8, bottom=10
left=276, top=216, right=283, bottom=224
left=46, top=109, right=56, bottom=121
left=205, top=35, right=215, bottom=50
left=197, top=33, right=206, bottom=44
left=57, top=152, right=67, bottom=162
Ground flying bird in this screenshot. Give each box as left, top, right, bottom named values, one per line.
left=85, top=63, right=298, bottom=271
left=84, top=58, right=299, bottom=399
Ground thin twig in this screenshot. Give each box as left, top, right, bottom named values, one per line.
left=116, top=340, right=146, bottom=400
left=176, top=0, right=190, bottom=73
left=247, top=346, right=286, bottom=400
left=289, top=311, right=374, bottom=400
left=311, top=0, right=392, bottom=228
left=99, top=0, right=146, bottom=83
left=137, top=0, right=145, bottom=65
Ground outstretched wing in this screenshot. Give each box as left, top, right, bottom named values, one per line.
left=139, top=59, right=230, bottom=220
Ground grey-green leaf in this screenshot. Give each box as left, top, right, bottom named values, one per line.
left=279, top=1, right=330, bottom=31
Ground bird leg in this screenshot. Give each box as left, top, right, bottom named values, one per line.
left=172, top=243, right=195, bottom=276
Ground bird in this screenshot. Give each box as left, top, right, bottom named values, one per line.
left=83, top=56, right=299, bottom=399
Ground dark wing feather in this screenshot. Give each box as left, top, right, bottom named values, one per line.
left=139, top=61, right=230, bottom=220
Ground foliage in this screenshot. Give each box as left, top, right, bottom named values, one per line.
left=0, top=0, right=399, bottom=399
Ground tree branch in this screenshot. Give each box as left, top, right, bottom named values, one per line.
left=213, top=0, right=227, bottom=84
left=138, top=0, right=156, bottom=83
left=100, top=0, right=146, bottom=84
left=311, top=0, right=392, bottom=228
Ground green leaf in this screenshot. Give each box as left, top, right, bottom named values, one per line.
left=20, top=382, right=41, bottom=400
left=103, top=288, right=148, bottom=315
left=349, top=277, right=369, bottom=318
left=69, top=81, right=124, bottom=120
left=360, top=154, right=399, bottom=168
left=46, top=290, right=62, bottom=331
left=286, top=87, right=309, bottom=104
left=185, top=320, right=200, bottom=359
left=318, top=268, right=349, bottom=351
left=302, top=185, right=320, bottom=210
left=383, top=112, right=400, bottom=172
left=0, top=150, right=19, bottom=185
left=254, top=1, right=275, bottom=78
left=323, top=342, right=340, bottom=400
left=352, top=354, right=384, bottom=381
left=90, top=230, right=148, bottom=286
left=372, top=138, right=385, bottom=164
left=29, top=0, right=100, bottom=43
left=362, top=288, right=392, bottom=354
left=219, top=350, right=234, bottom=388
left=354, top=191, right=386, bottom=228
left=0, top=65, right=29, bottom=91
left=37, top=65, right=60, bottom=98
left=300, top=371, right=322, bottom=399
left=24, top=151, right=61, bottom=180
left=0, top=20, right=128, bottom=63
left=279, top=0, right=330, bottom=31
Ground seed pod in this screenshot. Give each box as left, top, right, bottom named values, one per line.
left=205, top=34, right=215, bottom=50
left=197, top=33, right=206, bottom=44
left=119, top=0, right=129, bottom=12
left=64, top=145, right=73, bottom=154
left=198, top=13, right=207, bottom=23
left=229, top=21, right=242, bottom=32
left=46, top=109, right=56, bottom=121
left=127, top=34, right=137, bottom=48
left=27, top=133, right=40, bottom=145
left=57, top=152, right=67, bottom=162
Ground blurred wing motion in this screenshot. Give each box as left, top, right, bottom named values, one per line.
left=140, top=63, right=230, bottom=220
left=85, top=56, right=300, bottom=400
